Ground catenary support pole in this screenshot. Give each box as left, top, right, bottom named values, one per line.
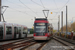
left=0, top=0, right=1, bottom=21
left=66, top=6, right=68, bottom=37
left=61, top=11, right=63, bottom=34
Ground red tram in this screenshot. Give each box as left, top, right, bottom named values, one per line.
left=33, top=18, right=53, bottom=40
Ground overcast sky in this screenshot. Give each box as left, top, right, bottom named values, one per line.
left=2, top=0, right=75, bottom=29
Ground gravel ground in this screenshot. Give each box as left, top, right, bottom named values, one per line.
left=41, top=39, right=72, bottom=50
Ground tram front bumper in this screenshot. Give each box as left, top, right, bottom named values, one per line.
left=34, top=36, right=48, bottom=40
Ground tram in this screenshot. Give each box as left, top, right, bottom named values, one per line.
left=0, top=22, right=28, bottom=40
left=33, top=18, right=53, bottom=40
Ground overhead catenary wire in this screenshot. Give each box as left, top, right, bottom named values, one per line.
left=6, top=0, right=36, bottom=17
left=40, top=0, right=45, bottom=8
left=7, top=0, right=59, bottom=11
left=19, top=0, right=40, bottom=17
left=7, top=0, right=26, bottom=9
left=31, top=0, right=61, bottom=10
left=31, top=0, right=45, bottom=8
left=5, top=0, right=69, bottom=18
left=53, top=0, right=58, bottom=10
left=58, top=0, right=69, bottom=11
left=8, top=7, right=34, bottom=17
left=31, top=0, right=50, bottom=18
left=52, top=0, right=69, bottom=19
left=7, top=0, right=28, bottom=15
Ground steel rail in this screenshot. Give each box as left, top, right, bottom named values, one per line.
left=0, top=38, right=33, bottom=50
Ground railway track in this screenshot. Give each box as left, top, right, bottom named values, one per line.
left=21, top=37, right=75, bottom=50
left=0, top=36, right=75, bottom=50
left=0, top=38, right=34, bottom=50
left=53, top=37, right=75, bottom=50
left=0, top=37, right=33, bottom=45
left=55, top=36, right=75, bottom=45
left=21, top=39, right=51, bottom=50
left=37, top=41, right=49, bottom=50
left=53, top=37, right=74, bottom=46
left=41, top=38, right=75, bottom=50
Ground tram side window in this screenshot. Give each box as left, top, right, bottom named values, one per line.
left=23, top=28, right=27, bottom=34
left=0, top=26, right=3, bottom=34
left=18, top=27, right=21, bottom=34
left=6, top=27, right=12, bottom=35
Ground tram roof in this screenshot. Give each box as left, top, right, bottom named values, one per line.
left=35, top=18, right=47, bottom=21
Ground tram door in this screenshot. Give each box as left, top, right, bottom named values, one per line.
left=14, top=27, right=17, bottom=39
left=14, top=27, right=20, bottom=39
left=5, top=26, right=13, bottom=39
left=0, top=26, right=3, bottom=40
